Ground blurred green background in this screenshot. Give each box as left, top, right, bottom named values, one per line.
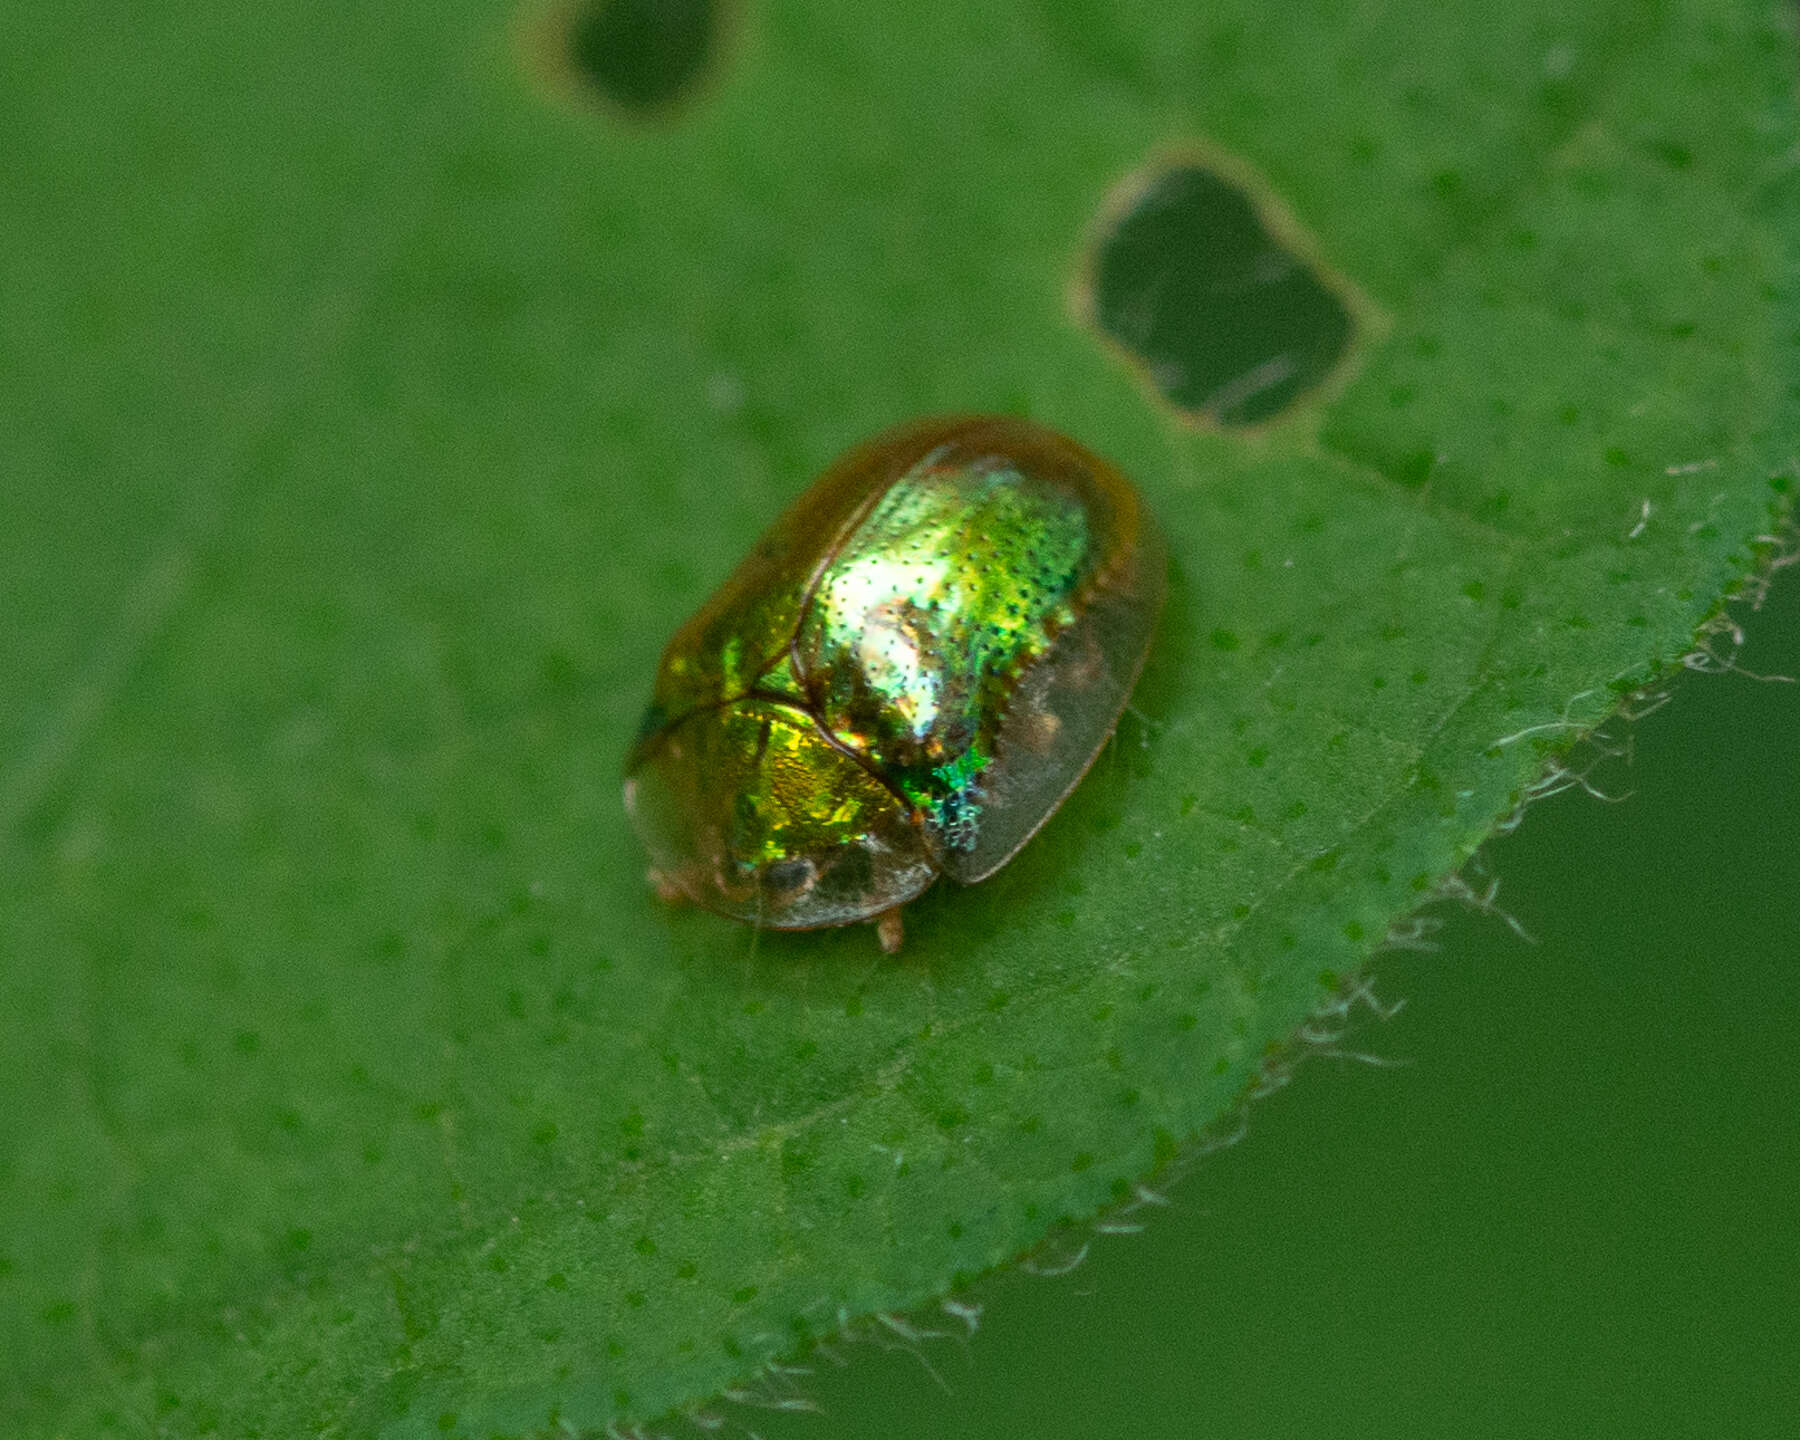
left=758, top=566, right=1800, bottom=1437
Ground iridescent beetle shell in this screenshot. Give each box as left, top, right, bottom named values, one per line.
left=624, top=415, right=1165, bottom=951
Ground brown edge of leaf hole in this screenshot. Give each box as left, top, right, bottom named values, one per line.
left=513, top=0, right=746, bottom=128
left=1068, top=138, right=1392, bottom=440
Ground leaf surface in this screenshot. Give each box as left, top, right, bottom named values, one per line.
left=1, top=1, right=1795, bottom=1435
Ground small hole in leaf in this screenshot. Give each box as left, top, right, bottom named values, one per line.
left=564, top=0, right=723, bottom=116
left=1085, top=157, right=1357, bottom=427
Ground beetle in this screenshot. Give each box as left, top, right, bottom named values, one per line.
left=623, top=414, right=1166, bottom=953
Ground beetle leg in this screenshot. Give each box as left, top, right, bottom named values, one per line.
left=647, top=868, right=687, bottom=905
left=875, top=907, right=905, bottom=955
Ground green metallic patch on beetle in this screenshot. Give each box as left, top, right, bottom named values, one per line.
left=797, top=456, right=1091, bottom=850
left=629, top=697, right=936, bottom=927
left=626, top=414, right=1165, bottom=931
left=643, top=438, right=892, bottom=729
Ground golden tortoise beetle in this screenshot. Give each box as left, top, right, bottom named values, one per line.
left=623, top=415, right=1166, bottom=953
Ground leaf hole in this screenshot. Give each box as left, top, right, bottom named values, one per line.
left=542, top=0, right=730, bottom=120
left=1081, top=152, right=1362, bottom=428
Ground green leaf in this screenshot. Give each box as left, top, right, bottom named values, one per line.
left=1, top=2, right=1793, bottom=1436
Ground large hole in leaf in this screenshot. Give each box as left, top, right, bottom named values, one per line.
left=566, top=0, right=721, bottom=114
left=1086, top=160, right=1355, bottom=428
